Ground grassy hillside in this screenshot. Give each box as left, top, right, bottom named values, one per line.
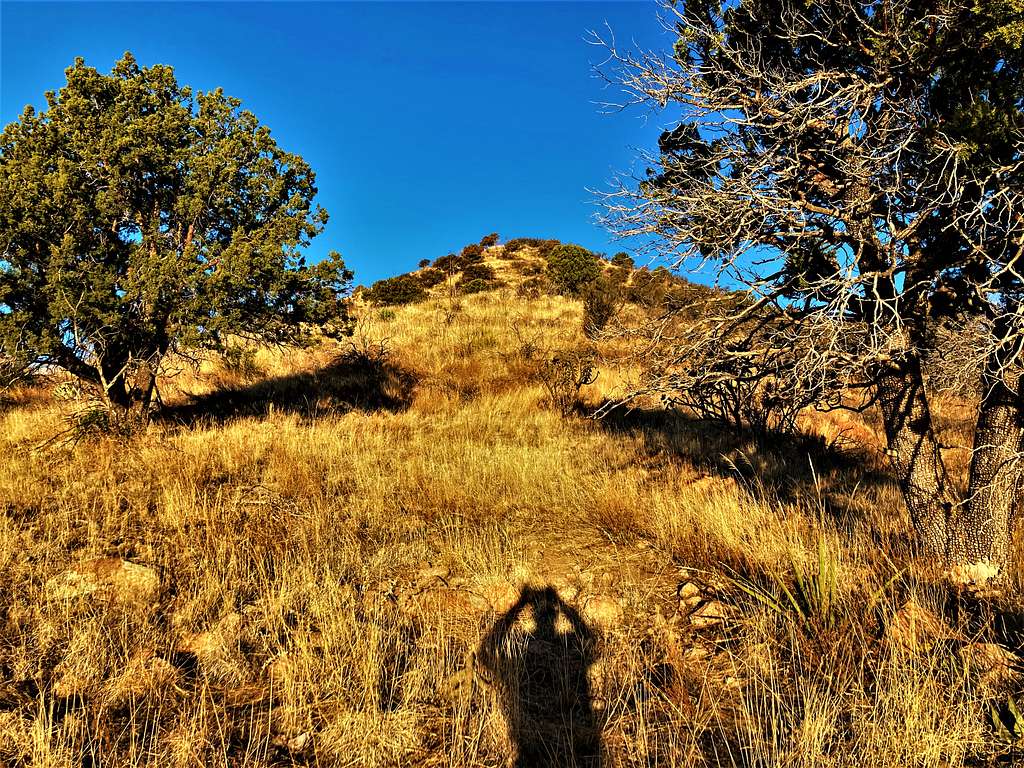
left=0, top=252, right=1021, bottom=767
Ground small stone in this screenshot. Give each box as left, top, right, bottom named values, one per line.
left=582, top=594, right=623, bottom=629
left=689, top=600, right=735, bottom=629
left=465, top=591, right=493, bottom=612
left=178, top=611, right=244, bottom=661
left=46, top=558, right=159, bottom=604
left=267, top=653, right=297, bottom=687
left=948, top=560, right=1001, bottom=587
left=588, top=658, right=608, bottom=695
left=145, top=657, right=178, bottom=685
left=446, top=662, right=477, bottom=702
left=52, top=671, right=90, bottom=700
left=678, top=581, right=702, bottom=607
left=549, top=576, right=579, bottom=602
left=336, top=583, right=357, bottom=604
left=104, top=654, right=180, bottom=705
left=885, top=598, right=954, bottom=653
left=287, top=732, right=311, bottom=753
left=557, top=584, right=579, bottom=601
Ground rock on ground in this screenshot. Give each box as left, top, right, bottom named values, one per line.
left=45, top=558, right=159, bottom=604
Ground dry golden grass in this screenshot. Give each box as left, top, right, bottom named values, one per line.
left=0, top=286, right=1018, bottom=767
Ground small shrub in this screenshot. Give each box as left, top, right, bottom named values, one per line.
left=418, top=258, right=431, bottom=269
left=989, top=695, right=1024, bottom=743
left=669, top=342, right=820, bottom=435
left=1, top=356, right=33, bottom=395
left=458, top=278, right=493, bottom=295
left=546, top=244, right=602, bottom=297
left=505, top=237, right=562, bottom=259
left=516, top=276, right=546, bottom=299
left=504, top=237, right=541, bottom=255
left=46, top=393, right=140, bottom=445
left=662, top=282, right=722, bottom=319
left=460, top=263, right=496, bottom=282
left=626, top=269, right=667, bottom=308
left=365, top=274, right=427, bottom=306
left=582, top=277, right=620, bottom=339
left=69, top=403, right=138, bottom=440
left=378, top=309, right=397, bottom=322
left=608, top=265, right=631, bottom=286
left=731, top=534, right=843, bottom=632
left=537, top=239, right=561, bottom=259
left=509, top=321, right=544, bottom=362
left=540, top=349, right=598, bottom=415
left=52, top=379, right=82, bottom=401
left=479, top=232, right=500, bottom=247
left=221, top=343, right=263, bottom=381
left=417, top=267, right=446, bottom=288
left=611, top=252, right=635, bottom=270
left=433, top=253, right=460, bottom=272
left=457, top=263, right=498, bottom=294
left=460, top=243, right=485, bottom=262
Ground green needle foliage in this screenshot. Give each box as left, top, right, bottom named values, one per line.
left=0, top=53, right=353, bottom=416
left=545, top=244, right=602, bottom=297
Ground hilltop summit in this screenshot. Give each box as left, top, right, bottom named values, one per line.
left=356, top=233, right=723, bottom=316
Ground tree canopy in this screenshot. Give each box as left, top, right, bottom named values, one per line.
left=0, top=52, right=352, bottom=414
left=600, top=0, right=1024, bottom=578
left=546, top=244, right=602, bottom=296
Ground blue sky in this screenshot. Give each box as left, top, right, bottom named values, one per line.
left=1, top=1, right=672, bottom=285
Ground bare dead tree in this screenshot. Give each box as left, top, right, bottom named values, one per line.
left=594, top=0, right=1024, bottom=580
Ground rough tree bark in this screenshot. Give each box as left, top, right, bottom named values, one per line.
left=954, top=357, right=1024, bottom=575
left=874, top=358, right=957, bottom=560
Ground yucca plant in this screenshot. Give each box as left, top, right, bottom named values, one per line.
left=988, top=694, right=1024, bottom=743
left=732, top=532, right=842, bottom=632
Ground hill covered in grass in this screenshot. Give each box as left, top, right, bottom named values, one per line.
left=356, top=234, right=724, bottom=319
left=0, top=250, right=1020, bottom=767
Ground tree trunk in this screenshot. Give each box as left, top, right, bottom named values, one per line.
left=97, top=348, right=161, bottom=422
left=951, top=360, right=1024, bottom=578
left=130, top=357, right=159, bottom=421
left=847, top=197, right=955, bottom=558
left=874, top=357, right=956, bottom=560
left=99, top=355, right=132, bottom=411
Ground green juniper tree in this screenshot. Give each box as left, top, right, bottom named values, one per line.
left=0, top=53, right=353, bottom=417
left=546, top=244, right=602, bottom=296
left=600, top=0, right=1024, bottom=578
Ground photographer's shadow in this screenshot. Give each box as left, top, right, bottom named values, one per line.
left=479, top=586, right=602, bottom=767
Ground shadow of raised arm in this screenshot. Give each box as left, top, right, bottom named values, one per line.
left=478, top=587, right=532, bottom=672
left=557, top=595, right=596, bottom=647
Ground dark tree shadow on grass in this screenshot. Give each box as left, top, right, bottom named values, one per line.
left=158, top=350, right=418, bottom=426
left=479, top=586, right=603, bottom=768
left=593, top=403, right=907, bottom=550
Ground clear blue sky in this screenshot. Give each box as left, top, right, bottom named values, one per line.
left=1, top=1, right=671, bottom=285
